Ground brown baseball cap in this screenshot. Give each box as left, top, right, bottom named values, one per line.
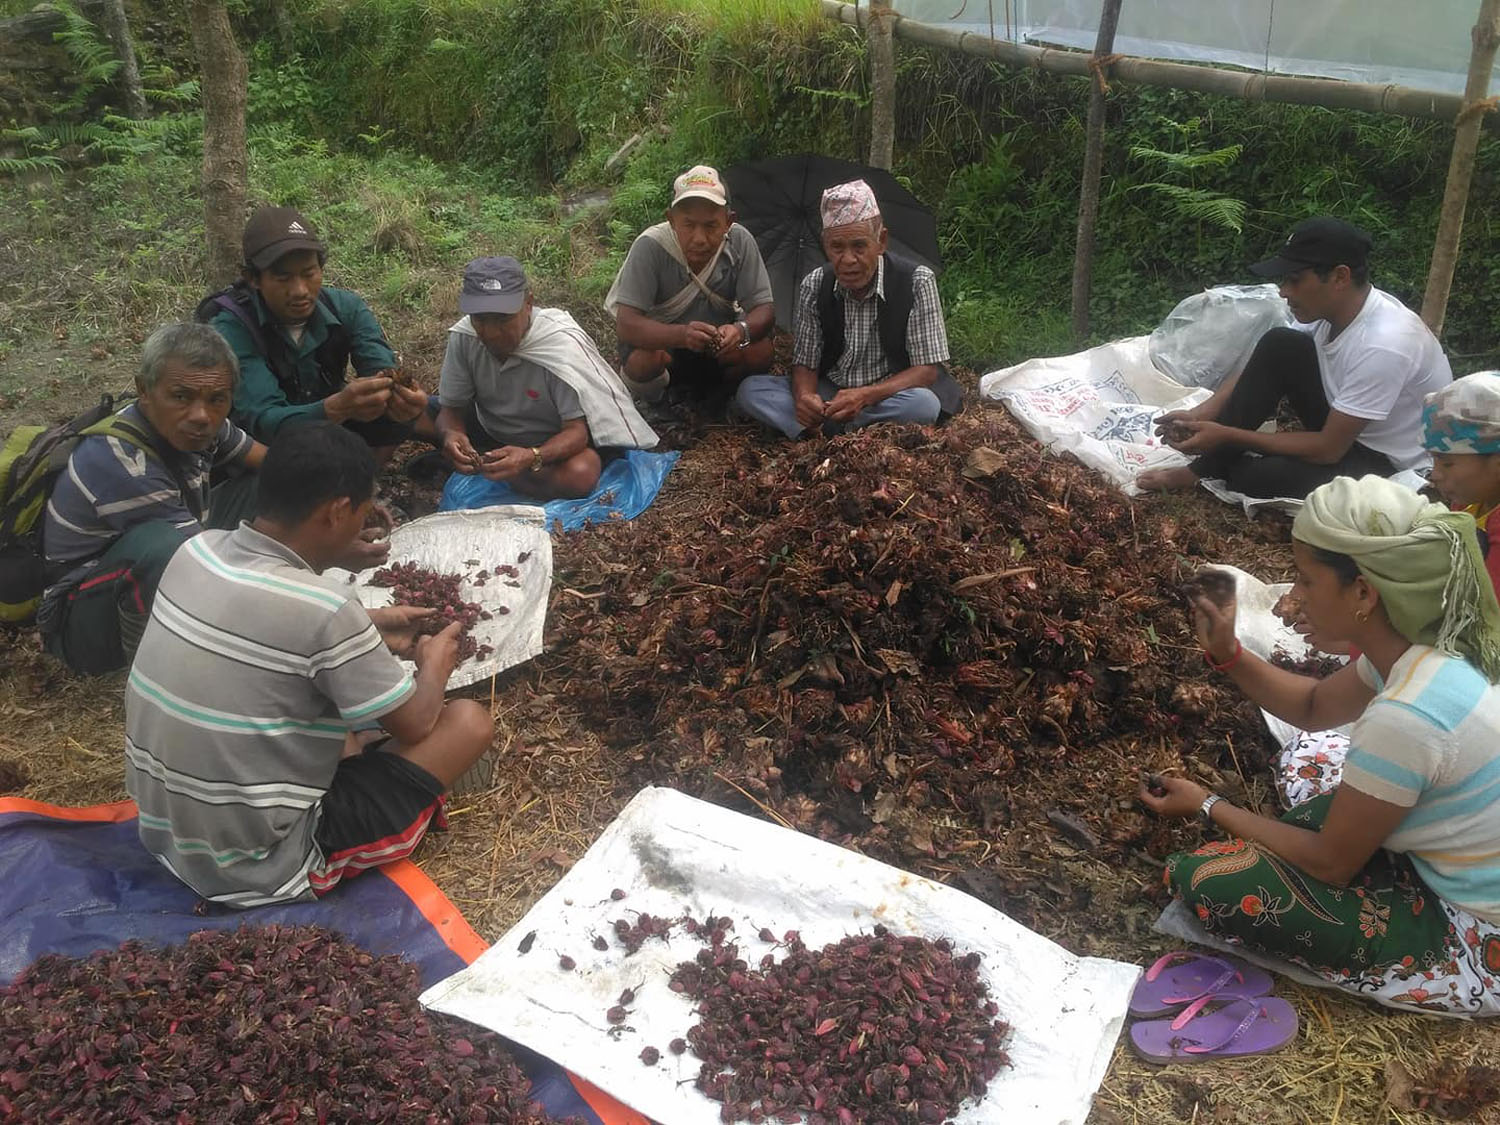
left=243, top=206, right=326, bottom=271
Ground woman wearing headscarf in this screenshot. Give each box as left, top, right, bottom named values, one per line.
left=1144, top=475, right=1500, bottom=1014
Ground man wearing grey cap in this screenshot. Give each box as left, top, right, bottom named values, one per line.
left=436, top=257, right=657, bottom=500
left=200, top=205, right=433, bottom=458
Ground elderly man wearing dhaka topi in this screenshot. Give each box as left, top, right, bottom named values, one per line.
left=735, top=179, right=962, bottom=439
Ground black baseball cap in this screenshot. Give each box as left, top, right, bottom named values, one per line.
left=243, top=206, right=326, bottom=271
left=460, top=256, right=528, bottom=316
left=1250, top=216, right=1372, bottom=278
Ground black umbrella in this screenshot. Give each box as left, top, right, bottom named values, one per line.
left=722, top=155, right=942, bottom=330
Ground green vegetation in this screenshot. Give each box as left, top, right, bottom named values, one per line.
left=3, top=0, right=1499, bottom=412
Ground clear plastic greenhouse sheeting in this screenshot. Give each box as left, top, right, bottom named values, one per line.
left=891, top=0, right=1483, bottom=96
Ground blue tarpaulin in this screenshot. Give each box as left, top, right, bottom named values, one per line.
left=439, top=449, right=680, bottom=532
left=0, top=799, right=644, bottom=1125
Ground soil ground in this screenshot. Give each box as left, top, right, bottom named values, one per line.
left=3, top=352, right=1498, bottom=1125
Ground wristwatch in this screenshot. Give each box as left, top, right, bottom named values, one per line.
left=737, top=320, right=751, bottom=348
left=530, top=446, right=543, bottom=473
left=1199, top=793, right=1223, bottom=827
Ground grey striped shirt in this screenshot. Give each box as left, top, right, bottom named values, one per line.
left=124, top=524, right=415, bottom=907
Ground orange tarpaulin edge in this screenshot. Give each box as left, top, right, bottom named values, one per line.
left=0, top=797, right=651, bottom=1125
left=377, top=857, right=490, bottom=967
left=0, top=796, right=138, bottom=822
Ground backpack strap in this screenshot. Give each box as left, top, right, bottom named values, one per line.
left=199, top=285, right=348, bottom=404
left=82, top=413, right=205, bottom=522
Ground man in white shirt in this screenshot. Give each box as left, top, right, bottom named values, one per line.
left=1138, top=217, right=1452, bottom=499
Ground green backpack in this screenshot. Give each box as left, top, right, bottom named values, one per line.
left=0, top=396, right=158, bottom=622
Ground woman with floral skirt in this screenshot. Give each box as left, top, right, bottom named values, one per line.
left=1144, top=475, right=1500, bottom=1015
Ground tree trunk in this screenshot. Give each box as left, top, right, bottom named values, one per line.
left=1422, top=0, right=1500, bottom=334
left=867, top=0, right=896, bottom=170
left=1069, top=0, right=1124, bottom=344
left=189, top=0, right=247, bottom=287
left=96, top=0, right=146, bottom=118
left=266, top=0, right=295, bottom=56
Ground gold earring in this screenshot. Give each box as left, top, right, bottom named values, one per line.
left=1354, top=609, right=1370, bottom=623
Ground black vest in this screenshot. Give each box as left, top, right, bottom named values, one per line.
left=194, top=283, right=354, bottom=405
left=814, top=253, right=962, bottom=415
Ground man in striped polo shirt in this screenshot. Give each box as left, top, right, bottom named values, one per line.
left=125, top=423, right=492, bottom=906
left=38, top=323, right=265, bottom=675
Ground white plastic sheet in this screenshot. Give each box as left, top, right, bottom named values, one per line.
left=420, top=787, right=1141, bottom=1125
left=1199, top=468, right=1431, bottom=517
left=325, top=506, right=552, bottom=692
left=978, top=336, right=1207, bottom=494
left=893, top=0, right=1481, bottom=96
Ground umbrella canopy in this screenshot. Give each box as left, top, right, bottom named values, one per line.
left=722, top=155, right=942, bottom=331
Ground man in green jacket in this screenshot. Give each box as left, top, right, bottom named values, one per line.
left=204, top=206, right=435, bottom=460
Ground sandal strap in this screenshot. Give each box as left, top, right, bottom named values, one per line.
left=1143, top=951, right=1238, bottom=986
left=1162, top=961, right=1246, bottom=1004
left=1169, top=996, right=1269, bottom=1054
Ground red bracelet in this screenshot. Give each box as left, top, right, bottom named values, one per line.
left=1204, top=640, right=1243, bottom=672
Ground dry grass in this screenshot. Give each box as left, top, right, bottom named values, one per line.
left=4, top=415, right=1500, bottom=1125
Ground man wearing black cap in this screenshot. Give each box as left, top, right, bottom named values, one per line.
left=199, top=206, right=433, bottom=457
left=435, top=257, right=657, bottom=500
left=1139, top=217, right=1452, bottom=500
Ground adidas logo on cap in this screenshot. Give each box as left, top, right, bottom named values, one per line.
left=288, top=221, right=308, bottom=234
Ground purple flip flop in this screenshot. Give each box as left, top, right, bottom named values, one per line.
left=1130, top=995, right=1299, bottom=1064
left=1128, top=952, right=1274, bottom=1018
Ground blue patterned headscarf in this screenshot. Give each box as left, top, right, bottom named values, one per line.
left=1423, top=372, right=1500, bottom=455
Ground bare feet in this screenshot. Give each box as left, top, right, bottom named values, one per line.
left=1136, top=466, right=1200, bottom=492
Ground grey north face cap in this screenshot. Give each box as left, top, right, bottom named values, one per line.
left=460, top=256, right=528, bottom=315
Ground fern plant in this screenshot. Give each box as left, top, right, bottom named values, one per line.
left=48, top=0, right=122, bottom=113
left=1128, top=121, right=1248, bottom=246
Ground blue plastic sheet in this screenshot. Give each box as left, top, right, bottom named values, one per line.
left=439, top=449, right=680, bottom=531
left=0, top=802, right=638, bottom=1124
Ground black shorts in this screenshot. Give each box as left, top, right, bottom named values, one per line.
left=309, top=747, right=445, bottom=893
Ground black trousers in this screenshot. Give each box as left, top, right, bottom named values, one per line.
left=1190, top=327, right=1394, bottom=500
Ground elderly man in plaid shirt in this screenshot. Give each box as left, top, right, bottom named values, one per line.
left=735, top=179, right=961, bottom=439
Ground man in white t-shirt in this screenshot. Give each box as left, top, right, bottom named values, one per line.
left=1138, top=217, right=1452, bottom=499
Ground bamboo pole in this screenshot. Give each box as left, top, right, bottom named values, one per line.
left=1070, top=0, right=1123, bottom=342
left=1421, top=0, right=1500, bottom=333
left=868, top=0, right=897, bottom=169
left=821, top=0, right=1484, bottom=126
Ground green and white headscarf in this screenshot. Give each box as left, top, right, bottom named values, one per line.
left=1293, top=475, right=1500, bottom=683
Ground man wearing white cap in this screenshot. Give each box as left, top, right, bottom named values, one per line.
left=607, top=165, right=776, bottom=407
left=735, top=179, right=960, bottom=439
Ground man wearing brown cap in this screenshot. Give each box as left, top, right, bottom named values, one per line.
left=199, top=206, right=433, bottom=458
left=606, top=165, right=776, bottom=409
left=1139, top=216, right=1452, bottom=499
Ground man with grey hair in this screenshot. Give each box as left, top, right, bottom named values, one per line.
left=735, top=178, right=961, bottom=439
left=37, top=322, right=271, bottom=674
